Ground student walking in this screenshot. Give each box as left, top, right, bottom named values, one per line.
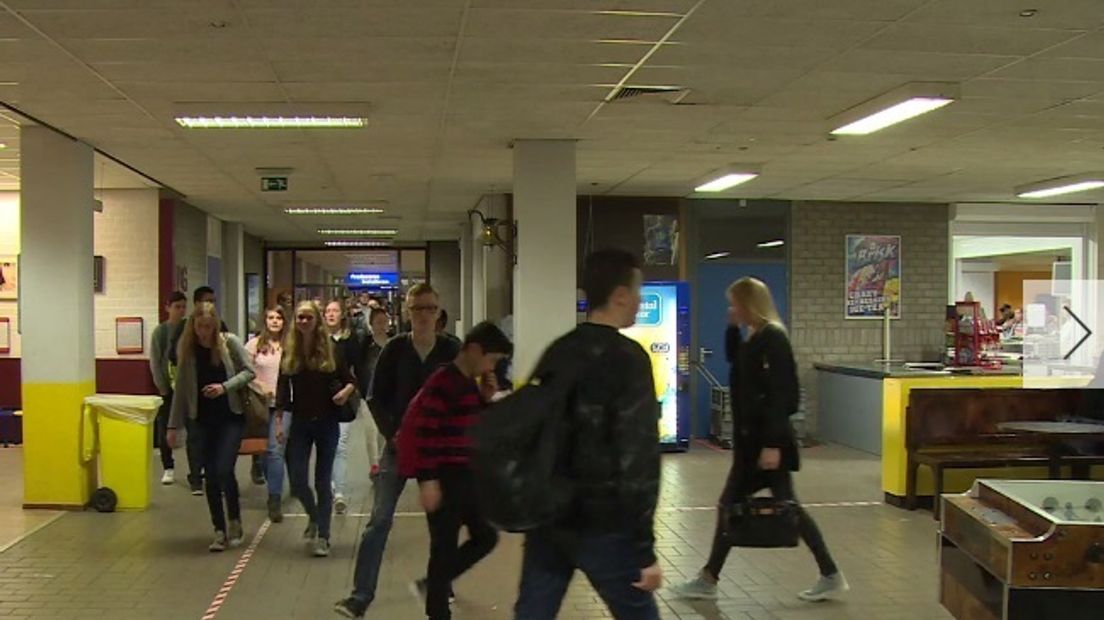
left=669, top=278, right=847, bottom=602
left=150, top=291, right=187, bottom=486
left=278, top=302, right=357, bottom=557
left=324, top=300, right=364, bottom=516
left=334, top=283, right=461, bottom=619
left=397, top=321, right=512, bottom=620
left=245, top=306, right=290, bottom=523
left=358, top=307, right=391, bottom=478
left=167, top=302, right=256, bottom=552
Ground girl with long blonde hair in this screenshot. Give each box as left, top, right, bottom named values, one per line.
left=671, top=278, right=847, bottom=603
left=245, top=306, right=290, bottom=522
left=276, top=301, right=356, bottom=557
left=168, top=302, right=256, bottom=553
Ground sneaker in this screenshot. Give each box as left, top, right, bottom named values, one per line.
left=267, top=495, right=283, bottom=524
left=334, top=495, right=348, bottom=516
left=190, top=480, right=204, bottom=496
left=333, top=597, right=367, bottom=618
left=312, top=538, right=331, bottom=557
left=160, top=469, right=175, bottom=485
left=209, top=531, right=228, bottom=553
left=410, top=578, right=455, bottom=604
left=668, top=573, right=719, bottom=600
left=799, top=572, right=850, bottom=602
left=303, top=521, right=318, bottom=542
left=228, top=520, right=244, bottom=547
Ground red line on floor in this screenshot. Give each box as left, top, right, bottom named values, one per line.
left=201, top=519, right=271, bottom=620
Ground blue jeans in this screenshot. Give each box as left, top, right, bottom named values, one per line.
left=349, top=447, right=407, bottom=606
left=286, top=416, right=340, bottom=540
left=514, top=532, right=660, bottom=620
left=332, top=421, right=353, bottom=497
left=266, top=411, right=292, bottom=497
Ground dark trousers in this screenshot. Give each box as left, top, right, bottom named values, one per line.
left=185, top=416, right=205, bottom=487
left=194, top=412, right=244, bottom=532
left=425, top=470, right=499, bottom=620
left=514, top=531, right=659, bottom=620
left=286, top=415, right=340, bottom=540
left=154, top=391, right=174, bottom=470
left=704, top=463, right=838, bottom=579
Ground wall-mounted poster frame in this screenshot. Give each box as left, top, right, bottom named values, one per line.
left=0, top=317, right=9, bottom=354
left=115, top=317, right=144, bottom=354
left=0, top=255, right=17, bottom=301
left=845, top=234, right=901, bottom=319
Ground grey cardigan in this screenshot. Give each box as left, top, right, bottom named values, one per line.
left=169, top=333, right=256, bottom=429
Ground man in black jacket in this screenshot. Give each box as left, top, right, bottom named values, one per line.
left=335, top=283, right=460, bottom=619
left=513, top=249, right=662, bottom=620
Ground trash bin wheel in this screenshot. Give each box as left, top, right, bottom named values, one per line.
left=92, top=487, right=117, bottom=513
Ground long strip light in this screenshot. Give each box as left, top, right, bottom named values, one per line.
left=324, top=240, right=391, bottom=248
left=175, top=116, right=367, bottom=129
left=831, top=97, right=954, bottom=135
left=286, top=206, right=384, bottom=215
left=757, top=240, right=785, bottom=249
left=704, top=251, right=730, bottom=260
left=1017, top=176, right=1104, bottom=199
left=694, top=172, right=758, bottom=193
left=318, top=228, right=396, bottom=236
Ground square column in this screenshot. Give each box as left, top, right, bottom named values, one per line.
left=221, top=222, right=245, bottom=337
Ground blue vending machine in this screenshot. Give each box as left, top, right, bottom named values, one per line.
left=621, top=281, right=691, bottom=451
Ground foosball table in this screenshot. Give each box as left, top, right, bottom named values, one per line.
left=940, top=479, right=1104, bottom=619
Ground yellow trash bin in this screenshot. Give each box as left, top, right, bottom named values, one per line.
left=81, top=394, right=162, bottom=511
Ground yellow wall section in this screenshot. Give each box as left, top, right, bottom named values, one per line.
left=22, top=381, right=96, bottom=508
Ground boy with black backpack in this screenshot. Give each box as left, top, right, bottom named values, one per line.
left=397, top=321, right=512, bottom=620
left=484, top=249, right=662, bottom=620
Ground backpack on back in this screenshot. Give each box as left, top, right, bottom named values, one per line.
left=472, top=339, right=602, bottom=533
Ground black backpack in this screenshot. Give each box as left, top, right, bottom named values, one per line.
left=472, top=339, right=602, bottom=533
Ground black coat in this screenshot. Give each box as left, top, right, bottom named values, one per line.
left=726, top=323, right=801, bottom=472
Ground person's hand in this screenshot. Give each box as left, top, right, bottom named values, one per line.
left=632, top=563, right=663, bottom=592
left=419, top=480, right=442, bottom=513
left=265, top=391, right=275, bottom=403
left=758, top=447, right=782, bottom=471
left=166, top=429, right=178, bottom=448
left=202, top=383, right=226, bottom=399
left=274, top=415, right=286, bottom=444
left=332, top=386, right=352, bottom=407
left=479, top=372, right=498, bottom=402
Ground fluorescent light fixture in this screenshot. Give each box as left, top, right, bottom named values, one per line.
left=285, top=206, right=384, bottom=215
left=694, top=170, right=759, bottom=193
left=317, top=228, right=396, bottom=236
left=829, top=82, right=958, bottom=136
left=324, top=240, right=390, bottom=248
left=757, top=240, right=785, bottom=249
left=1016, top=174, right=1104, bottom=199
left=704, top=252, right=730, bottom=260
left=175, top=116, right=367, bottom=129
left=0, top=143, right=6, bottom=149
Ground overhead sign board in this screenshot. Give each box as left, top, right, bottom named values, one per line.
left=261, top=177, right=288, bottom=192
left=345, top=272, right=399, bottom=288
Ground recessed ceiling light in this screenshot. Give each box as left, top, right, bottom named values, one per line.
left=694, top=168, right=759, bottom=193
left=0, top=143, right=6, bottom=149
left=324, top=240, right=390, bottom=248
left=593, top=10, right=684, bottom=17
left=704, top=251, right=730, bottom=260
left=318, top=228, right=396, bottom=236
left=757, top=240, right=785, bottom=249
left=285, top=206, right=384, bottom=215
left=175, top=116, right=367, bottom=129
left=829, top=82, right=958, bottom=136
left=1016, top=174, right=1104, bottom=198
left=1020, top=9, right=1039, bottom=17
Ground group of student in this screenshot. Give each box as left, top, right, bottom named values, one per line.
left=152, top=247, right=848, bottom=620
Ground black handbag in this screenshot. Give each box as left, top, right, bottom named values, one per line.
left=723, top=496, right=801, bottom=548
left=330, top=379, right=359, bottom=423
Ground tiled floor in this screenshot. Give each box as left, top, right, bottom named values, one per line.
left=0, top=421, right=953, bottom=619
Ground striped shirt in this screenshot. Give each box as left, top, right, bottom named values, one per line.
left=397, top=364, right=483, bottom=482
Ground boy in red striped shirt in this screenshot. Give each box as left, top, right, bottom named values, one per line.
left=397, top=321, right=513, bottom=620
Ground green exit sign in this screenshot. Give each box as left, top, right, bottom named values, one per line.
left=261, top=177, right=288, bottom=192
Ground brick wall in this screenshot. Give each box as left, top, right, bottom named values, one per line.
left=790, top=201, right=949, bottom=434
left=173, top=201, right=208, bottom=296
left=0, top=192, right=20, bottom=357
left=93, top=189, right=160, bottom=359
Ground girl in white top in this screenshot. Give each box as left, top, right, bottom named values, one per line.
left=245, top=306, right=290, bottom=523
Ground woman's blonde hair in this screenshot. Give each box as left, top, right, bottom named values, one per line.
left=282, top=301, right=336, bottom=374
left=178, top=301, right=226, bottom=367
left=255, top=306, right=287, bottom=355
left=728, top=277, right=784, bottom=330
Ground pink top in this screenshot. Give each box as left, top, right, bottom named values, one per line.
left=245, top=337, right=282, bottom=406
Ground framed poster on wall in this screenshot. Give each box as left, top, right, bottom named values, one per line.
left=845, top=234, right=901, bottom=319
left=0, top=256, right=17, bottom=300
left=115, top=317, right=144, bottom=354
left=0, top=317, right=9, bottom=354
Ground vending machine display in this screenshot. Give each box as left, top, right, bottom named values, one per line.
left=621, top=281, right=691, bottom=451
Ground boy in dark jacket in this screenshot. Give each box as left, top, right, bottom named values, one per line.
left=397, top=321, right=512, bottom=620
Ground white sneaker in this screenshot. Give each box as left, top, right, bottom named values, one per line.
left=799, top=572, right=850, bottom=602
left=160, top=469, right=175, bottom=485
left=334, top=495, right=348, bottom=516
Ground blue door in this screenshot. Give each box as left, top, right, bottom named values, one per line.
left=694, top=261, right=788, bottom=439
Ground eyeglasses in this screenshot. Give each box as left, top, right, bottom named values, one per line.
left=409, top=305, right=439, bottom=314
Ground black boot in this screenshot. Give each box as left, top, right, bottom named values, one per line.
left=251, top=456, right=266, bottom=486
left=267, top=494, right=283, bottom=524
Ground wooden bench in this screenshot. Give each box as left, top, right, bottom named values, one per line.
left=904, top=388, right=1086, bottom=519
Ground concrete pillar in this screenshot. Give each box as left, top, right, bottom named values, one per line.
left=512, top=140, right=576, bottom=380
left=221, top=222, right=245, bottom=337
left=460, top=220, right=474, bottom=334
left=20, top=126, right=96, bottom=508
left=428, top=240, right=461, bottom=335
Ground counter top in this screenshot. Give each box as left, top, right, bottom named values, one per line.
left=814, top=362, right=1022, bottom=379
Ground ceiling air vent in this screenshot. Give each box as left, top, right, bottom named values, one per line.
left=610, top=85, right=685, bottom=102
